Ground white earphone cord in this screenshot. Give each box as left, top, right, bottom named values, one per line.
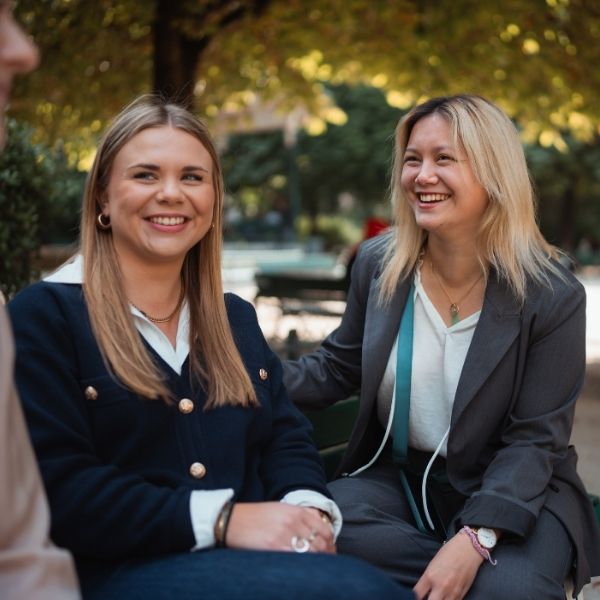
left=348, top=385, right=397, bottom=477
left=347, top=331, right=451, bottom=536
left=349, top=383, right=451, bottom=538
left=421, top=426, right=450, bottom=531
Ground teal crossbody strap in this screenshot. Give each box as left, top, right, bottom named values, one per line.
left=392, top=285, right=414, bottom=462
left=392, top=284, right=429, bottom=533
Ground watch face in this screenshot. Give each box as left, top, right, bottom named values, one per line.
left=476, top=527, right=497, bottom=549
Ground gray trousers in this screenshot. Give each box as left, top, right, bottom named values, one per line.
left=329, top=462, right=574, bottom=600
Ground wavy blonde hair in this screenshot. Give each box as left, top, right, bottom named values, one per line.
left=80, top=95, right=257, bottom=408
left=380, top=94, right=559, bottom=304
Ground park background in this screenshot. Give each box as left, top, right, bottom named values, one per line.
left=1, top=1, right=599, bottom=595
left=2, top=0, right=600, bottom=296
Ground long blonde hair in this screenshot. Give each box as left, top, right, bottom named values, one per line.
left=380, top=94, right=559, bottom=304
left=80, top=95, right=257, bottom=408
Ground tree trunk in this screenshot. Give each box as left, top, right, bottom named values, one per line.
left=152, top=0, right=272, bottom=110
left=152, top=0, right=205, bottom=108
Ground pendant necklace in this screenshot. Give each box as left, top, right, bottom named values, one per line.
left=130, top=278, right=185, bottom=324
left=429, top=260, right=482, bottom=325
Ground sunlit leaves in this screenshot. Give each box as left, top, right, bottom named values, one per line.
left=10, top=0, right=600, bottom=154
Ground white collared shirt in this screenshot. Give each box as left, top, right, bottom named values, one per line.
left=377, top=268, right=479, bottom=457
left=45, top=255, right=341, bottom=548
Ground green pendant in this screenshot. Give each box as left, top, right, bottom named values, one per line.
left=450, top=303, right=460, bottom=325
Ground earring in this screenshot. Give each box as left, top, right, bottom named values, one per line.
left=97, top=213, right=111, bottom=230
left=211, top=223, right=215, bottom=230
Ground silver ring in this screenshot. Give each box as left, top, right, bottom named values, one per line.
left=291, top=535, right=310, bottom=553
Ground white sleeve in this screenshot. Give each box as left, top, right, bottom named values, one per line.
left=189, top=488, right=234, bottom=551
left=280, top=489, right=343, bottom=539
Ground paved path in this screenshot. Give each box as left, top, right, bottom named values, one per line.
left=572, top=277, right=600, bottom=496
left=575, top=276, right=600, bottom=599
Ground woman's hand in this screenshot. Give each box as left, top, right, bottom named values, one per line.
left=413, top=532, right=484, bottom=600
left=225, top=502, right=336, bottom=554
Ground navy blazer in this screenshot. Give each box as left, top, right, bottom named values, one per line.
left=9, top=283, right=329, bottom=561
left=284, top=233, right=600, bottom=592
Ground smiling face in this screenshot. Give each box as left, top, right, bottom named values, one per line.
left=101, top=125, right=216, bottom=271
left=0, top=0, right=39, bottom=149
left=400, top=113, right=489, bottom=244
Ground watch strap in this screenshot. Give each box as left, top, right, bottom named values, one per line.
left=460, top=526, right=498, bottom=565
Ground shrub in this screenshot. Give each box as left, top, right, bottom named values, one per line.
left=0, top=119, right=84, bottom=298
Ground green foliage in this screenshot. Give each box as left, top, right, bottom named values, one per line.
left=298, top=84, right=401, bottom=220
left=222, top=83, right=600, bottom=253
left=0, top=120, right=84, bottom=298
left=296, top=214, right=362, bottom=250
left=13, top=0, right=152, bottom=157
left=12, top=0, right=600, bottom=149
left=40, top=148, right=86, bottom=244
left=0, top=121, right=45, bottom=297
left=222, top=131, right=288, bottom=214
left=223, top=132, right=287, bottom=191
left=527, top=135, right=600, bottom=260
left=222, top=84, right=398, bottom=237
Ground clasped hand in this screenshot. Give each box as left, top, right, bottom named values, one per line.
left=225, top=502, right=336, bottom=554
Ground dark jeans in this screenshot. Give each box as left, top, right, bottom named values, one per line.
left=78, top=548, right=413, bottom=599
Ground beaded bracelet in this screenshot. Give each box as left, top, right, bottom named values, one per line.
left=459, top=526, right=497, bottom=565
left=214, top=501, right=235, bottom=547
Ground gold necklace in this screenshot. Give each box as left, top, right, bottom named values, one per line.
left=130, top=279, right=185, bottom=324
left=429, top=260, right=483, bottom=325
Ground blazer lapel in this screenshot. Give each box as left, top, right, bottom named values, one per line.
left=451, top=273, right=521, bottom=426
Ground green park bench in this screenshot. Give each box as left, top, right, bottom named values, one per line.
left=303, top=396, right=600, bottom=528
left=303, top=395, right=359, bottom=479
left=592, top=494, right=600, bottom=526
left=254, top=269, right=349, bottom=318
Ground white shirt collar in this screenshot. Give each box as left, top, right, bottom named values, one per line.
left=44, top=254, right=84, bottom=283
left=44, top=254, right=189, bottom=374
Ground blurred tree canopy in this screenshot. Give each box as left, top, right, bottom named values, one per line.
left=12, top=0, right=600, bottom=160
left=528, top=135, right=600, bottom=254
left=222, top=83, right=600, bottom=254
left=222, top=85, right=401, bottom=231
left=7, top=0, right=600, bottom=258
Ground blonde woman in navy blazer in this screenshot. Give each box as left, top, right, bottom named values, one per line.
left=8, top=96, right=406, bottom=600
left=284, top=95, right=600, bottom=599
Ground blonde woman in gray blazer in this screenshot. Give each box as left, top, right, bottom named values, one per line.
left=284, top=95, right=600, bottom=599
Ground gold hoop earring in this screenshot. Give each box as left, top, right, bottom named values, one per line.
left=97, top=213, right=111, bottom=230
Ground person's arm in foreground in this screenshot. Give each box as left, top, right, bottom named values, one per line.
left=0, top=307, right=80, bottom=599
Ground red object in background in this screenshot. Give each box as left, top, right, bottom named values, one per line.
left=343, top=217, right=390, bottom=281
left=364, top=217, right=389, bottom=240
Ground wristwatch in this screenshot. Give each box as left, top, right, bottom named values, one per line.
left=473, top=527, right=498, bottom=550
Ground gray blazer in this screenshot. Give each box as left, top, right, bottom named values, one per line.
left=284, top=233, right=600, bottom=592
